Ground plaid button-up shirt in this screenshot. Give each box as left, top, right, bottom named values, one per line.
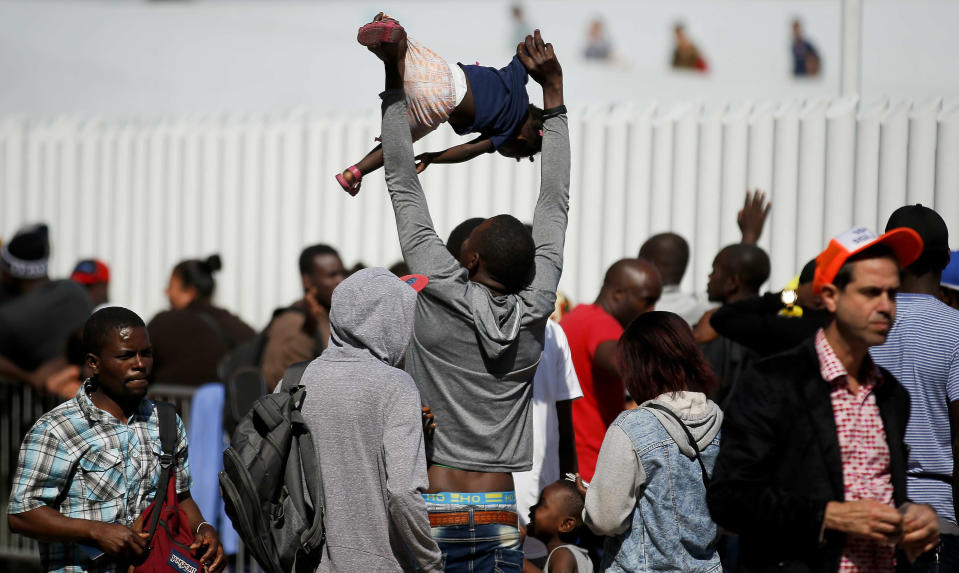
left=815, top=329, right=895, bottom=573
left=8, top=382, right=191, bottom=572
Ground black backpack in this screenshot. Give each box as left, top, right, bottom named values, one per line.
left=217, top=306, right=322, bottom=436
left=219, top=361, right=325, bottom=573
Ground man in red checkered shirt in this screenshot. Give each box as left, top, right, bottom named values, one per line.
left=708, top=226, right=940, bottom=572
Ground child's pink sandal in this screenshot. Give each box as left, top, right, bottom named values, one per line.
left=335, top=166, right=363, bottom=196
left=357, top=19, right=405, bottom=47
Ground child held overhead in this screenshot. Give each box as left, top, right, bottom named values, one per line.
left=336, top=13, right=547, bottom=196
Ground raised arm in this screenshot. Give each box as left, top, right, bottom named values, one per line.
left=376, top=39, right=461, bottom=279
left=517, top=31, right=570, bottom=292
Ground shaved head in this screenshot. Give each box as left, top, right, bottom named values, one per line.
left=707, top=243, right=771, bottom=303
left=598, top=258, right=663, bottom=327
left=639, top=233, right=689, bottom=286
left=604, top=258, right=660, bottom=289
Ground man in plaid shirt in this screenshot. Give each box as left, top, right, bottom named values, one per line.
left=7, top=307, right=225, bottom=572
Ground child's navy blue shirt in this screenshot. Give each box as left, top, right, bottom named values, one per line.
left=455, top=56, right=530, bottom=149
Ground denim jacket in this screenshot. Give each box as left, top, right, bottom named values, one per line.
left=600, top=406, right=722, bottom=572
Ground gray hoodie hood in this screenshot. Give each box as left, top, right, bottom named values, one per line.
left=328, top=267, right=418, bottom=366
left=643, top=391, right=723, bottom=458
left=467, top=282, right=527, bottom=360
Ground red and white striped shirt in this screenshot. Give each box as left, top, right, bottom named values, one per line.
left=815, top=329, right=895, bottom=573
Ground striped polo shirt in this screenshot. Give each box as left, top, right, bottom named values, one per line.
left=870, top=293, right=959, bottom=525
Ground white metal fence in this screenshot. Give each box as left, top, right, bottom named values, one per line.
left=2, top=98, right=958, bottom=328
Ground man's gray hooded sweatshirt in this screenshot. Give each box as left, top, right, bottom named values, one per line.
left=294, top=267, right=442, bottom=572
left=380, top=89, right=571, bottom=472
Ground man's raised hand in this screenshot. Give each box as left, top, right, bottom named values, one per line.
left=738, top=189, right=771, bottom=245
left=517, top=30, right=562, bottom=89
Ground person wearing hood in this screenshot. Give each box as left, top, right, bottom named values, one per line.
left=583, top=311, right=723, bottom=571
left=294, top=267, right=442, bottom=572
left=377, top=30, right=568, bottom=570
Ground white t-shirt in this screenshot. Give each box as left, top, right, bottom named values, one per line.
left=513, top=319, right=583, bottom=559
left=656, top=284, right=709, bottom=326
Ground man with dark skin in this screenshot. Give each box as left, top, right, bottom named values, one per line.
left=589, top=259, right=664, bottom=378
left=70, top=259, right=111, bottom=310
left=699, top=243, right=770, bottom=405
left=638, top=232, right=704, bottom=325
left=709, top=258, right=829, bottom=358
left=705, top=244, right=771, bottom=307
left=871, top=206, right=959, bottom=568
left=261, top=244, right=347, bottom=389
left=560, top=258, right=663, bottom=482
left=641, top=190, right=769, bottom=328
left=0, top=223, right=91, bottom=388
left=376, top=25, right=570, bottom=569
left=447, top=216, right=582, bottom=565
left=696, top=242, right=771, bottom=344
left=8, top=307, right=225, bottom=572
left=639, top=233, right=688, bottom=287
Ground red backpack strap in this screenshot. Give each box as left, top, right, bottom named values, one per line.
left=144, top=402, right=178, bottom=543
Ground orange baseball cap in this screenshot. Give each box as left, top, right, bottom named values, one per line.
left=813, top=226, right=923, bottom=294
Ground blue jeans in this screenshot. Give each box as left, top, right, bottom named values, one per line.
left=432, top=521, right=522, bottom=573
left=424, top=493, right=522, bottom=573
left=912, top=534, right=959, bottom=573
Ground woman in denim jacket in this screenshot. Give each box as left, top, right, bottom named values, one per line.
left=583, top=311, right=723, bottom=572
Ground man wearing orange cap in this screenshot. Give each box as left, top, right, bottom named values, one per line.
left=708, top=226, right=940, bottom=572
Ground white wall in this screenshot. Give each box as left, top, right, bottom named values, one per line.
left=2, top=98, right=957, bottom=328
left=2, top=0, right=958, bottom=118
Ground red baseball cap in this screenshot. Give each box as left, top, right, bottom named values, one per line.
left=399, top=274, right=429, bottom=292
left=813, top=227, right=923, bottom=295
left=70, top=259, right=110, bottom=285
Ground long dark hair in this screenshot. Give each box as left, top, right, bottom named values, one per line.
left=617, top=311, right=718, bottom=403
left=172, top=254, right=221, bottom=302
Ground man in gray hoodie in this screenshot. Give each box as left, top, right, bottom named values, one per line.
left=376, top=27, right=569, bottom=570
left=295, top=267, right=442, bottom=572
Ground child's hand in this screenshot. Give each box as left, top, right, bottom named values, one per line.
left=415, top=152, right=437, bottom=174
left=421, top=405, right=436, bottom=439
left=517, top=30, right=562, bottom=88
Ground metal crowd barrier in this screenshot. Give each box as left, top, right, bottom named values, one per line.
left=0, top=380, right=261, bottom=572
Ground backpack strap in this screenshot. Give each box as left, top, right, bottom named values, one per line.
left=294, top=408, right=326, bottom=555
left=644, top=403, right=711, bottom=488
left=278, top=360, right=311, bottom=394
left=145, top=402, right=178, bottom=542
left=279, top=360, right=326, bottom=554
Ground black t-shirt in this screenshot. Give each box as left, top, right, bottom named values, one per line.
left=0, top=280, right=92, bottom=372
